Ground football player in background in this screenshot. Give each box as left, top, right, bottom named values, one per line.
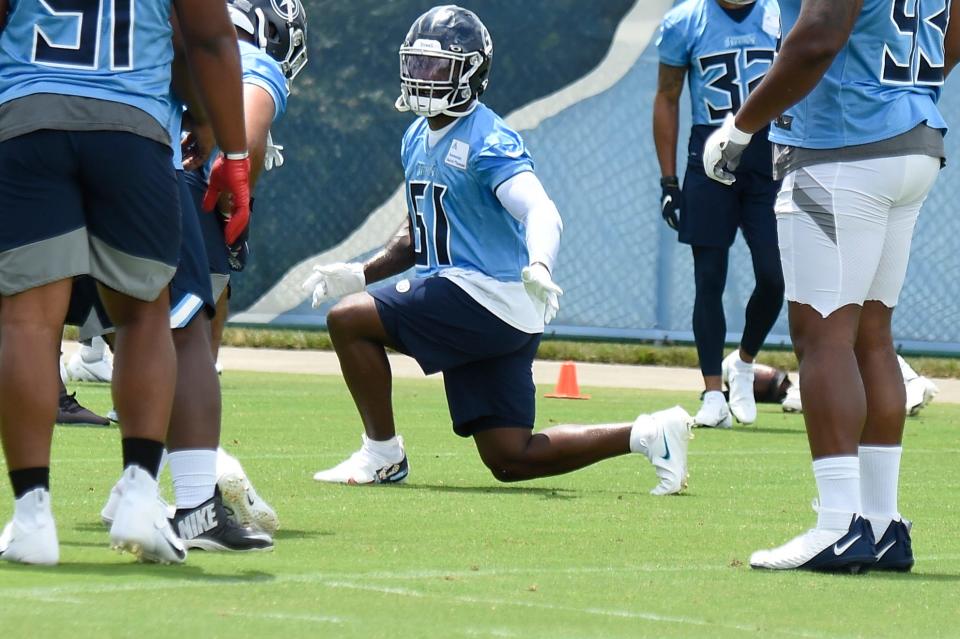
left=704, top=0, right=960, bottom=572
left=654, top=0, right=785, bottom=429
left=179, top=0, right=306, bottom=536
left=0, top=0, right=251, bottom=565
left=304, top=5, right=692, bottom=495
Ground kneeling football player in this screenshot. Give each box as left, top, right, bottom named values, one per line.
left=304, top=5, right=692, bottom=495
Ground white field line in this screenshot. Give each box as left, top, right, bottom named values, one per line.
left=227, top=611, right=345, bottom=625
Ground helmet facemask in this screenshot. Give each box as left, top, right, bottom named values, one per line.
left=396, top=41, right=486, bottom=118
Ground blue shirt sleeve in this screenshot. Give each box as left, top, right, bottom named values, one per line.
left=241, top=44, right=290, bottom=121
left=656, top=10, right=690, bottom=68
left=471, top=124, right=535, bottom=193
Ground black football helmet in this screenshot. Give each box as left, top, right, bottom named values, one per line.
left=228, top=0, right=308, bottom=81
left=396, top=5, right=493, bottom=118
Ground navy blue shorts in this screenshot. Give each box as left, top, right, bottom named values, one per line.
left=170, top=171, right=216, bottom=328
left=184, top=169, right=230, bottom=301
left=0, top=130, right=179, bottom=300
left=66, top=173, right=215, bottom=338
left=370, top=276, right=542, bottom=438
left=679, top=165, right=780, bottom=248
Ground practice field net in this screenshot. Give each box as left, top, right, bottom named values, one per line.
left=235, top=0, right=960, bottom=354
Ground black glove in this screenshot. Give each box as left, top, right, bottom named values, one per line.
left=660, top=176, right=682, bottom=231
left=219, top=197, right=253, bottom=272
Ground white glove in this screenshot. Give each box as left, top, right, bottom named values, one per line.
left=702, top=113, right=753, bottom=186
left=521, top=263, right=563, bottom=325
left=301, top=262, right=366, bottom=308
left=264, top=131, right=284, bottom=171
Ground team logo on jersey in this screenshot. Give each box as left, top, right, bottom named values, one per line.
left=270, top=0, right=300, bottom=21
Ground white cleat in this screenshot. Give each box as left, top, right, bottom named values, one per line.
left=641, top=406, right=693, bottom=496
left=313, top=435, right=409, bottom=485
left=750, top=506, right=876, bottom=573
left=108, top=466, right=186, bottom=564
left=723, top=351, right=756, bottom=424
left=0, top=488, right=59, bottom=566
left=905, top=376, right=938, bottom=417
left=216, top=448, right=280, bottom=535
left=101, top=476, right=175, bottom=528
left=67, top=337, right=113, bottom=383
left=59, top=357, right=68, bottom=386
left=781, top=386, right=803, bottom=413
left=694, top=391, right=733, bottom=428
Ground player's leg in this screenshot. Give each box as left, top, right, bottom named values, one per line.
left=751, top=161, right=900, bottom=572
left=725, top=175, right=785, bottom=424
left=691, top=245, right=733, bottom=427
left=83, top=131, right=185, bottom=563
left=856, top=155, right=938, bottom=571
left=210, top=288, right=229, bottom=360
left=681, top=169, right=739, bottom=428
left=0, top=129, right=90, bottom=565
left=459, top=342, right=692, bottom=495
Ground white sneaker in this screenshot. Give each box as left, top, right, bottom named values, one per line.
left=101, top=476, right=175, bottom=528
left=723, top=352, right=756, bottom=424
left=215, top=361, right=223, bottom=376
left=66, top=338, right=113, bottom=383
left=694, top=391, right=732, bottom=428
left=313, top=435, right=409, bottom=485
left=781, top=386, right=803, bottom=413
left=0, top=488, right=59, bottom=565
left=216, top=448, right=279, bottom=535
left=906, top=376, right=938, bottom=417
left=642, top=406, right=693, bottom=496
left=59, top=357, right=68, bottom=386
left=108, top=466, right=186, bottom=564
left=750, top=505, right=875, bottom=572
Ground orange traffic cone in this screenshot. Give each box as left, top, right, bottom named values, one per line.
left=545, top=361, right=590, bottom=400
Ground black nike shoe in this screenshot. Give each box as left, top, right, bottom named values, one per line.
left=56, top=390, right=111, bottom=427
left=171, top=488, right=274, bottom=552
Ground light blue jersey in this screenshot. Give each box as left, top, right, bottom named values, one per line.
left=771, top=0, right=949, bottom=148
left=658, top=0, right=781, bottom=126
left=167, top=100, right=185, bottom=171
left=401, top=103, right=534, bottom=282
left=202, top=40, right=288, bottom=179
left=0, top=0, right=173, bottom=127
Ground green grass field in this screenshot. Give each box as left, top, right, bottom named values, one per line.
left=1, top=371, right=959, bottom=638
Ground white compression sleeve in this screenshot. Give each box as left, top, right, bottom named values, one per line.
left=496, top=171, right=563, bottom=272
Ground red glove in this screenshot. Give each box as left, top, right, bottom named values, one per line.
left=203, top=153, right=252, bottom=245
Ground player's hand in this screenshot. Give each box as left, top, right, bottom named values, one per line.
left=301, top=263, right=366, bottom=308
left=660, top=176, right=682, bottom=231
left=203, top=153, right=251, bottom=245
left=703, top=113, right=753, bottom=186
left=264, top=131, right=285, bottom=171
left=181, top=121, right=215, bottom=172
left=522, top=263, right=563, bottom=324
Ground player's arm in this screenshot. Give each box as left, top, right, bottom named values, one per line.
left=734, top=0, right=862, bottom=134
left=174, top=0, right=252, bottom=242
left=301, top=220, right=415, bottom=309
left=944, top=0, right=960, bottom=77
left=653, top=63, right=686, bottom=180
left=243, top=85, right=277, bottom=189
left=652, top=63, right=686, bottom=230
left=496, top=172, right=564, bottom=323
left=170, top=12, right=215, bottom=170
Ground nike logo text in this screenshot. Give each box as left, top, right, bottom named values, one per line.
left=177, top=503, right=218, bottom=539
left=833, top=533, right=862, bottom=556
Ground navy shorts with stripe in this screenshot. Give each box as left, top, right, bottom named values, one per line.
left=679, top=125, right=780, bottom=248
left=370, top=276, right=542, bottom=438
left=0, top=130, right=180, bottom=300
left=184, top=169, right=231, bottom=301
left=170, top=171, right=216, bottom=328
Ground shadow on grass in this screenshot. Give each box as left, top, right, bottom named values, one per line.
left=397, top=483, right=580, bottom=500
left=273, top=528, right=335, bottom=541
left=867, top=571, right=960, bottom=583
left=0, top=561, right=274, bottom=583
left=719, top=425, right=804, bottom=437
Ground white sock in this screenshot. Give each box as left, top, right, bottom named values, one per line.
left=703, top=390, right=725, bottom=403
left=363, top=435, right=403, bottom=462
left=859, top=445, right=902, bottom=536
left=629, top=415, right=663, bottom=459
left=168, top=449, right=217, bottom=509
left=812, top=456, right=861, bottom=530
